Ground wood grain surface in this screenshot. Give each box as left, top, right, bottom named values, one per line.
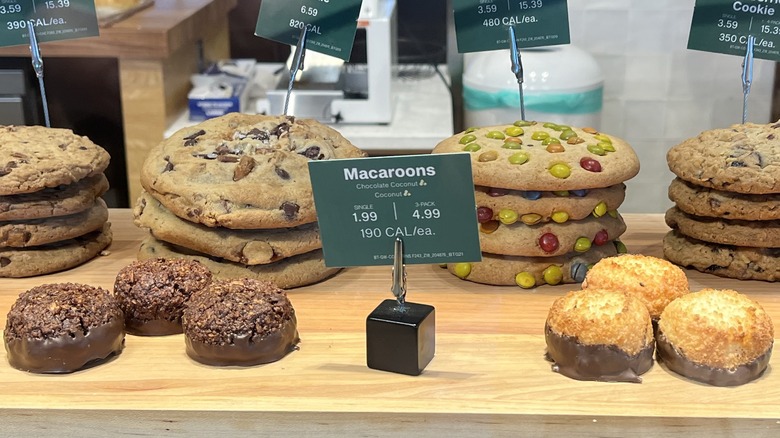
left=1, top=210, right=779, bottom=437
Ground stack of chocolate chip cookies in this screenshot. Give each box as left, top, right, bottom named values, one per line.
left=134, top=113, right=367, bottom=288
left=0, top=125, right=112, bottom=277
left=664, top=121, right=780, bottom=281
left=432, top=121, right=640, bottom=288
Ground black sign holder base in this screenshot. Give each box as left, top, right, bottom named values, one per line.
left=365, top=238, right=436, bottom=376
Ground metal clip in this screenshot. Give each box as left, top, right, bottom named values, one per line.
left=27, top=22, right=50, bottom=127
left=508, top=26, right=525, bottom=121
left=390, top=237, right=407, bottom=305
left=284, top=25, right=308, bottom=116
left=741, top=34, right=755, bottom=124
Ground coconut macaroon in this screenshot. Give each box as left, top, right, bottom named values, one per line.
left=582, top=254, right=689, bottom=320
left=545, top=289, right=654, bottom=383
left=657, top=289, right=774, bottom=386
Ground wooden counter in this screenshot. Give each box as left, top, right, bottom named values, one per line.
left=1, top=211, right=779, bottom=437
left=0, top=0, right=237, bottom=202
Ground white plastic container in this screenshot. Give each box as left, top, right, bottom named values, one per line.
left=463, top=45, right=604, bottom=128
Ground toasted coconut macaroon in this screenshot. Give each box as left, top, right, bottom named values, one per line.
left=657, top=289, right=774, bottom=386
left=582, top=254, right=689, bottom=321
left=545, top=289, right=654, bottom=383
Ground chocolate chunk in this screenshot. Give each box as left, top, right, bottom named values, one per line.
left=217, top=155, right=239, bottom=163
left=280, top=201, right=299, bottom=219
left=0, top=256, right=10, bottom=267
left=183, top=129, right=206, bottom=147
left=275, top=166, right=290, bottom=180
left=768, top=134, right=776, bottom=140
left=301, top=146, right=324, bottom=160
left=270, top=123, right=290, bottom=138
left=163, top=157, right=174, bottom=172
left=233, top=156, right=256, bottom=181
left=0, top=167, right=10, bottom=177
left=730, top=161, right=747, bottom=167
left=58, top=144, right=67, bottom=150
left=708, top=198, right=721, bottom=209
left=10, top=152, right=28, bottom=160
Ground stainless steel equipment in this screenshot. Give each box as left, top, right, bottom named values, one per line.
left=267, top=0, right=397, bottom=123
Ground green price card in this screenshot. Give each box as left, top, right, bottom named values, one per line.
left=0, top=0, right=98, bottom=47
left=255, top=0, right=362, bottom=61
left=688, top=0, right=780, bottom=61
left=453, top=0, right=570, bottom=53
left=309, top=154, right=482, bottom=268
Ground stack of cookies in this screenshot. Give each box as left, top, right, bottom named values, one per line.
left=134, top=113, right=367, bottom=289
left=664, top=121, right=780, bottom=281
left=432, top=121, right=640, bottom=288
left=0, top=125, right=112, bottom=277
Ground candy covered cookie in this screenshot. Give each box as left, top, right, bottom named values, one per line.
left=0, top=125, right=110, bottom=195
left=665, top=206, right=780, bottom=248
left=134, top=191, right=321, bottom=265
left=140, top=113, right=366, bottom=229
left=432, top=121, right=639, bottom=191
left=479, top=212, right=626, bottom=257
left=475, top=184, right=625, bottom=225
left=668, top=177, right=780, bottom=221
left=447, top=242, right=621, bottom=288
left=667, top=121, right=780, bottom=194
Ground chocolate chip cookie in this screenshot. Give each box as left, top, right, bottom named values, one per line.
left=140, top=113, right=366, bottom=229
left=475, top=184, right=625, bottom=225
left=479, top=212, right=626, bottom=257
left=667, top=121, right=780, bottom=194
left=665, top=206, right=780, bottom=248
left=134, top=191, right=321, bottom=265
left=0, top=223, right=112, bottom=278
left=663, top=230, right=780, bottom=281
left=432, top=122, right=640, bottom=191
left=447, top=242, right=620, bottom=287
left=0, top=174, right=108, bottom=221
left=0, top=198, right=108, bottom=248
left=138, top=235, right=340, bottom=289
left=668, top=177, right=780, bottom=221
left=0, top=125, right=110, bottom=195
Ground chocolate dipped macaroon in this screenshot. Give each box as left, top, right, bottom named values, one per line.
left=657, top=289, right=774, bottom=386
left=545, top=289, right=654, bottom=383
left=182, top=278, right=299, bottom=366
left=4, top=283, right=125, bottom=373
left=114, top=258, right=213, bottom=336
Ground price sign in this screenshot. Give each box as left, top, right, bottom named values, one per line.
left=453, top=0, right=570, bottom=53
left=255, top=0, right=362, bottom=61
left=688, top=0, right=780, bottom=61
left=309, top=154, right=482, bottom=268
left=0, top=0, right=98, bottom=47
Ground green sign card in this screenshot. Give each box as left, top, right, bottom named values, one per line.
left=309, top=154, right=482, bottom=268
left=688, top=0, right=780, bottom=61
left=255, top=0, right=362, bottom=61
left=0, top=0, right=98, bottom=48
left=453, top=0, right=570, bottom=53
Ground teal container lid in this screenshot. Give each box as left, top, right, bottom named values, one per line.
left=464, top=85, right=603, bottom=115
